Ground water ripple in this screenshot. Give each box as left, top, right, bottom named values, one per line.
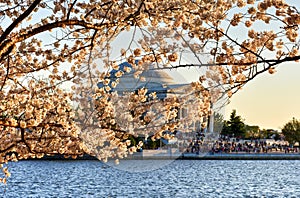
left=1, top=160, right=300, bottom=197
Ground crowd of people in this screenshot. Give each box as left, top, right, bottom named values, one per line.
left=185, top=135, right=298, bottom=154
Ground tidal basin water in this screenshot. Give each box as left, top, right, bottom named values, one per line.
left=2, top=159, right=300, bottom=197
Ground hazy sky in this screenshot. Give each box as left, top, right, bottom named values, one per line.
left=172, top=0, right=300, bottom=131
left=225, top=61, right=300, bottom=131
left=224, top=0, right=300, bottom=131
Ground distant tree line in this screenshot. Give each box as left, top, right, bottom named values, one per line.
left=220, top=110, right=281, bottom=141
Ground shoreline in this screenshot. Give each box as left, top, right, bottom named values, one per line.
left=180, top=153, right=300, bottom=160
left=130, top=153, right=300, bottom=160
left=39, top=152, right=300, bottom=161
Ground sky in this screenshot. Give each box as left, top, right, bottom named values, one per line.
left=225, top=61, right=300, bottom=131
left=167, top=0, right=300, bottom=132
left=170, top=61, right=300, bottom=132
left=224, top=0, right=300, bottom=131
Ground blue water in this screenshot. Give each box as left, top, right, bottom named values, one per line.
left=2, top=160, right=300, bottom=197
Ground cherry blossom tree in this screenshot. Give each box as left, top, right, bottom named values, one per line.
left=0, top=0, right=299, bottom=183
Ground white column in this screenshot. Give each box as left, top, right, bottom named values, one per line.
left=209, top=103, right=214, bottom=133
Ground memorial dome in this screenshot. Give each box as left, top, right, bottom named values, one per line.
left=98, top=62, right=186, bottom=99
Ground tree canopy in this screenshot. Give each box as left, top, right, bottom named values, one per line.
left=221, top=109, right=246, bottom=138
left=0, top=0, right=300, bottom=183
left=282, top=117, right=300, bottom=145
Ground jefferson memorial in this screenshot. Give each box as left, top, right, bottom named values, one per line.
left=98, top=62, right=194, bottom=125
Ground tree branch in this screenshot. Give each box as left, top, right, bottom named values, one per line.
left=0, top=0, right=42, bottom=44
left=0, top=19, right=112, bottom=59
left=0, top=56, right=10, bottom=92
left=148, top=55, right=300, bottom=71
left=67, top=0, right=77, bottom=20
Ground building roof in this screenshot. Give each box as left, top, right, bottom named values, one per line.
left=98, top=62, right=189, bottom=99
